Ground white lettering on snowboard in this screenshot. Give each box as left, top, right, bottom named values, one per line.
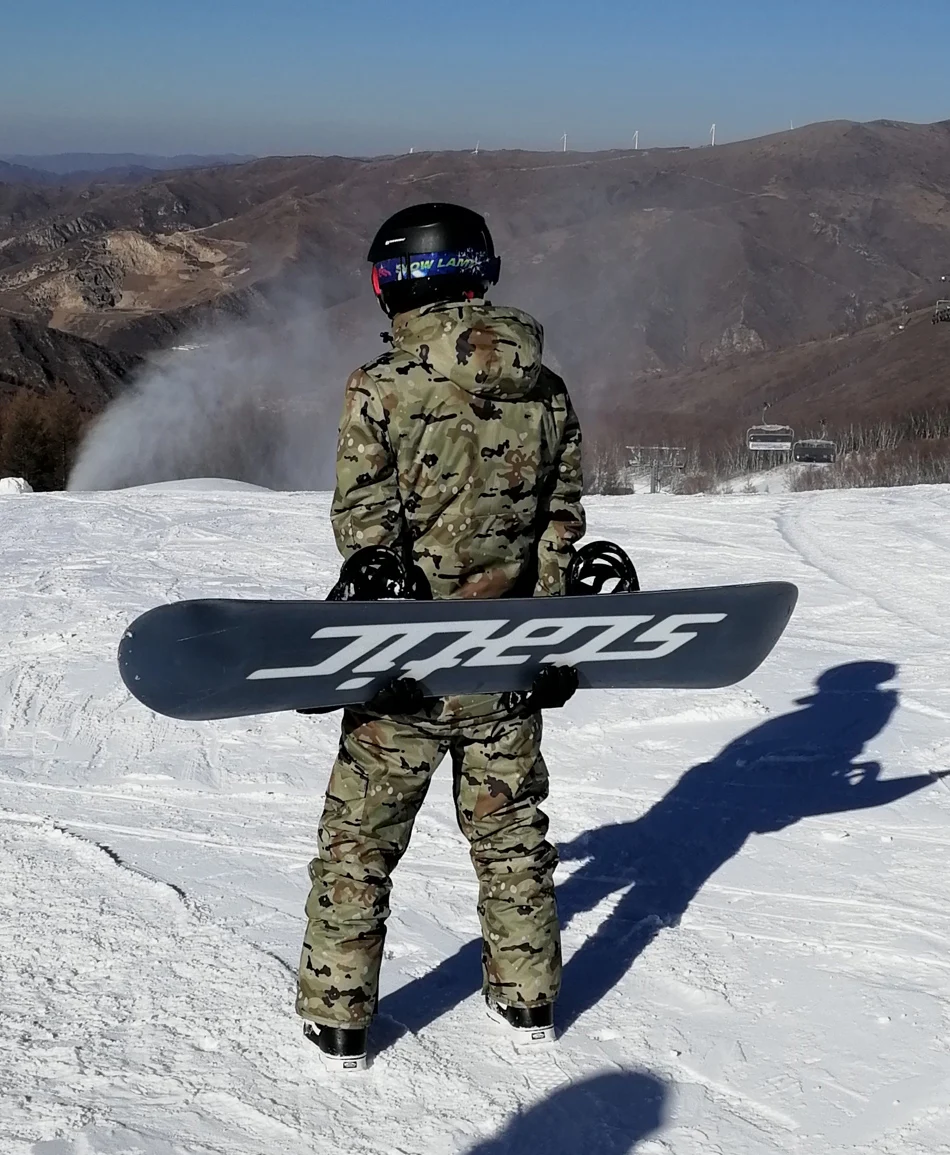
left=244, top=612, right=727, bottom=689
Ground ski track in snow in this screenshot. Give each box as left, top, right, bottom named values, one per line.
left=2, top=485, right=950, bottom=1154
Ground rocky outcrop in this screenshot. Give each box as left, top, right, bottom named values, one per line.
left=0, top=314, right=141, bottom=408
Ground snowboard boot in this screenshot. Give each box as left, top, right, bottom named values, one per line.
left=303, top=1021, right=368, bottom=1072
left=485, top=996, right=556, bottom=1049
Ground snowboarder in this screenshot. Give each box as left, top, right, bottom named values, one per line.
left=297, top=203, right=586, bottom=1069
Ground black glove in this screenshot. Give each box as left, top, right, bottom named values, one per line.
left=365, top=675, right=425, bottom=716
left=520, top=664, right=579, bottom=714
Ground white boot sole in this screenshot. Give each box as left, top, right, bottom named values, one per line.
left=485, top=1001, right=557, bottom=1050
left=319, top=1051, right=368, bottom=1073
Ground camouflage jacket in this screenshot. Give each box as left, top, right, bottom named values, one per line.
left=331, top=300, right=586, bottom=601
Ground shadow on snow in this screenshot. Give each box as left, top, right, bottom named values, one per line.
left=464, top=1070, right=667, bottom=1155
left=378, top=660, right=936, bottom=1047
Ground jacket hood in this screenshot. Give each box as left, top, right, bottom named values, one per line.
left=391, top=301, right=544, bottom=400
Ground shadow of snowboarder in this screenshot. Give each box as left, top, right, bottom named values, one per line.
left=464, top=1069, right=667, bottom=1155
left=378, top=661, right=936, bottom=1047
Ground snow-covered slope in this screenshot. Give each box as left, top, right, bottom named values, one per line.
left=120, top=478, right=276, bottom=494
left=2, top=485, right=949, bottom=1155
left=0, top=476, right=33, bottom=495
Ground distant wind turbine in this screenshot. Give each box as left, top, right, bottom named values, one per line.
left=633, top=130, right=639, bottom=150
left=561, top=133, right=568, bottom=153
left=710, top=123, right=716, bottom=147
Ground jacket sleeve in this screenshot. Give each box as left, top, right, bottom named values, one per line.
left=535, top=389, right=586, bottom=596
left=330, top=370, right=404, bottom=558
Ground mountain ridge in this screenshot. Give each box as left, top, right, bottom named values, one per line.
left=0, top=152, right=256, bottom=175
left=2, top=118, right=949, bottom=427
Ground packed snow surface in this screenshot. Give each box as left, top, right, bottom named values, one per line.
left=2, top=484, right=949, bottom=1155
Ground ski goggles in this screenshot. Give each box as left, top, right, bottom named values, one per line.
left=372, top=248, right=501, bottom=297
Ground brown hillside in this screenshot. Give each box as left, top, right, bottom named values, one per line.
left=620, top=304, right=950, bottom=427
left=2, top=119, right=950, bottom=422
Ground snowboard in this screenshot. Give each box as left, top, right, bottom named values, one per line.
left=118, top=581, right=798, bottom=721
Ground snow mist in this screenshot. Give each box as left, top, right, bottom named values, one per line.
left=69, top=283, right=371, bottom=492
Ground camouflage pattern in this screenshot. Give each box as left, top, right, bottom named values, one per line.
left=297, top=709, right=560, bottom=1028
left=297, top=299, right=583, bottom=1029
left=331, top=300, right=585, bottom=602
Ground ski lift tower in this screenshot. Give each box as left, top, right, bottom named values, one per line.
left=627, top=445, right=686, bottom=494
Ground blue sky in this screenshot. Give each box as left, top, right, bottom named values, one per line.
left=3, top=0, right=949, bottom=156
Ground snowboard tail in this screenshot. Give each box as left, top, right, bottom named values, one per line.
left=118, top=582, right=798, bottom=721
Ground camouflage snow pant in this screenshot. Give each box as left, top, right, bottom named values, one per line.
left=297, top=708, right=560, bottom=1028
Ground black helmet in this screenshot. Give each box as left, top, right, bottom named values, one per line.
left=368, top=202, right=501, bottom=318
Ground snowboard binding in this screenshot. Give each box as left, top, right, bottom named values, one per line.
left=326, top=545, right=432, bottom=602
left=566, top=541, right=640, bottom=595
